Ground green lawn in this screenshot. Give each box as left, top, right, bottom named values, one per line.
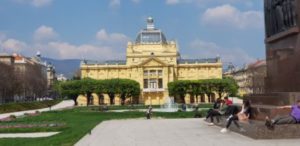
left=0, top=100, right=62, bottom=114
left=0, top=107, right=207, bottom=146
left=78, top=103, right=213, bottom=111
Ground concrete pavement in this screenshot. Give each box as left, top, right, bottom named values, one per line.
left=0, top=100, right=74, bottom=119
left=0, top=132, right=60, bottom=138
left=75, top=118, right=300, bottom=146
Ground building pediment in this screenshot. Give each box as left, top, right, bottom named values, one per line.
left=138, top=57, right=167, bottom=67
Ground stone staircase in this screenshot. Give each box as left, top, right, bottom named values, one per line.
left=245, top=92, right=300, bottom=120
left=208, top=117, right=300, bottom=139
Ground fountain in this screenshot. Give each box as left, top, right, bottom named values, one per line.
left=155, top=97, right=178, bottom=112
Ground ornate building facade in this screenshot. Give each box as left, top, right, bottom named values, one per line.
left=224, top=60, right=266, bottom=96
left=80, top=17, right=222, bottom=105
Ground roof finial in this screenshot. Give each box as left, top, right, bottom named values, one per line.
left=147, top=17, right=155, bottom=30
left=36, top=51, right=41, bottom=57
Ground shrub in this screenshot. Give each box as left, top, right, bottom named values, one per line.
left=9, top=115, right=16, bottom=119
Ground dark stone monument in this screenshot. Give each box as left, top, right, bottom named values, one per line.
left=247, top=0, right=300, bottom=121
left=210, top=0, right=300, bottom=139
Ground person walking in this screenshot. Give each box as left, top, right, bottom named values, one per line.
left=146, top=106, right=152, bottom=119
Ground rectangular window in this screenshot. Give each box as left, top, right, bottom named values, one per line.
left=149, top=79, right=157, bottom=89
left=144, top=70, right=148, bottom=76
left=150, top=70, right=156, bottom=76
left=158, top=79, right=163, bottom=88
left=144, top=79, right=148, bottom=89
left=158, top=70, right=162, bottom=76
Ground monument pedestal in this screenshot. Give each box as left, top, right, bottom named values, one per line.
left=231, top=0, right=300, bottom=139
left=247, top=0, right=300, bottom=121
left=246, top=92, right=300, bottom=120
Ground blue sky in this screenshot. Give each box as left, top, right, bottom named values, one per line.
left=0, top=0, right=265, bottom=67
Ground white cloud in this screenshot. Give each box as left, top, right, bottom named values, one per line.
left=31, top=28, right=130, bottom=59
left=1, top=27, right=129, bottom=60
left=131, top=0, right=140, bottom=3
left=34, top=25, right=58, bottom=42
left=0, top=38, right=28, bottom=53
left=109, top=0, right=141, bottom=8
left=202, top=4, right=263, bottom=29
left=188, top=39, right=255, bottom=66
left=31, top=0, right=52, bottom=7
left=15, top=0, right=53, bottom=7
left=37, top=42, right=123, bottom=60
left=109, top=0, right=121, bottom=8
left=166, top=0, right=180, bottom=5
left=0, top=32, right=6, bottom=42
left=96, top=29, right=130, bottom=46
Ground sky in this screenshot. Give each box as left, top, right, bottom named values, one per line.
left=0, top=0, right=265, bottom=67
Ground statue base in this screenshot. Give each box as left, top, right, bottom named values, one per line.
left=245, top=92, right=300, bottom=120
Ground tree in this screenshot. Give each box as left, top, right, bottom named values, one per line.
left=104, top=79, right=120, bottom=105
left=224, top=77, right=239, bottom=97
left=168, top=78, right=237, bottom=104
left=94, top=80, right=105, bottom=105
left=214, top=79, right=228, bottom=99
left=122, top=79, right=140, bottom=105
left=168, top=80, right=189, bottom=103
left=60, top=80, right=81, bottom=105
left=0, top=62, right=16, bottom=103
left=79, top=78, right=97, bottom=105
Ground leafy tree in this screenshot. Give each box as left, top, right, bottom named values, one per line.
left=104, top=79, right=120, bottom=105
left=224, top=77, right=239, bottom=96
left=60, top=80, right=81, bottom=105
left=168, top=80, right=189, bottom=103
left=214, top=79, right=228, bottom=99
left=168, top=78, right=238, bottom=103
left=79, top=78, right=97, bottom=105
left=94, top=80, right=105, bottom=105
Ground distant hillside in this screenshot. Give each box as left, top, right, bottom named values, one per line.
left=42, top=57, right=81, bottom=79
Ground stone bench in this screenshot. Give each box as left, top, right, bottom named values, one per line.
left=207, top=117, right=300, bottom=139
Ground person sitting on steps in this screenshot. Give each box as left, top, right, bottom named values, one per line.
left=220, top=99, right=251, bottom=133
left=265, top=100, right=300, bottom=129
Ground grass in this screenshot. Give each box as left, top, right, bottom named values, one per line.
left=0, top=100, right=62, bottom=114
left=77, top=103, right=213, bottom=111
left=0, top=107, right=208, bottom=146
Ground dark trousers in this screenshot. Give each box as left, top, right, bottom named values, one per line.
left=146, top=113, right=151, bottom=119
left=226, top=115, right=240, bottom=129
left=225, top=105, right=239, bottom=116
left=206, top=109, right=221, bottom=123
left=273, top=115, right=297, bottom=125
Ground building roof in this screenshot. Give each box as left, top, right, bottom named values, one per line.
left=0, top=53, right=12, bottom=57
left=135, top=17, right=167, bottom=44
left=82, top=60, right=126, bottom=65
left=178, top=58, right=220, bottom=64
left=247, top=60, right=266, bottom=69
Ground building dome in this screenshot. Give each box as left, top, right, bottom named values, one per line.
left=135, top=17, right=167, bottom=44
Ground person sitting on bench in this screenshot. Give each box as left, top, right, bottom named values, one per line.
left=205, top=98, right=223, bottom=126
left=220, top=99, right=251, bottom=133
left=224, top=96, right=233, bottom=106
left=265, top=100, right=300, bottom=129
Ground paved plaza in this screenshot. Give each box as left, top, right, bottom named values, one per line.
left=76, top=118, right=300, bottom=146
left=0, top=100, right=74, bottom=119
left=0, top=132, right=60, bottom=138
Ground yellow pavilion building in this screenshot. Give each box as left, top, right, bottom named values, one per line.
left=80, top=17, right=222, bottom=106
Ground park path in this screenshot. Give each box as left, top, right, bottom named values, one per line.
left=0, top=132, right=60, bottom=138
left=0, top=100, right=74, bottom=119
left=75, top=118, right=300, bottom=146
